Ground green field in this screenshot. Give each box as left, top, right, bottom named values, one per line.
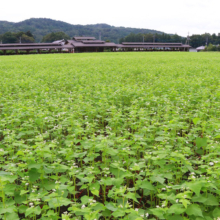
left=1, top=52, right=220, bottom=220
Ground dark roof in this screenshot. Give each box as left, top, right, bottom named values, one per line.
left=68, top=40, right=117, bottom=48
left=0, top=43, right=61, bottom=47
left=118, top=43, right=191, bottom=48
left=82, top=40, right=105, bottom=44
left=0, top=44, right=73, bottom=50
left=122, top=42, right=183, bottom=46
left=73, top=37, right=96, bottom=41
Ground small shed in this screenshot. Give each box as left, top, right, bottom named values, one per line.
left=196, top=46, right=205, bottom=52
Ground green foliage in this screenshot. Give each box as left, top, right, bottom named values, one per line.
left=0, top=31, right=35, bottom=43
left=120, top=32, right=185, bottom=43
left=204, top=43, right=220, bottom=51
left=41, top=32, right=70, bottom=43
left=0, top=52, right=220, bottom=219
left=190, top=33, right=220, bottom=48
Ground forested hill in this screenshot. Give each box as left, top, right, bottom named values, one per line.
left=0, top=18, right=164, bottom=43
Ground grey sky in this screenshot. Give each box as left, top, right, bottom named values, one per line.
left=1, top=0, right=220, bottom=36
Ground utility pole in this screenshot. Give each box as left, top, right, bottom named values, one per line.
left=153, top=34, right=155, bottom=43
left=185, top=32, right=190, bottom=45
left=99, top=32, right=101, bottom=41
left=206, top=36, right=208, bottom=46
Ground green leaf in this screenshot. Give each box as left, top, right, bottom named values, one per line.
left=196, top=137, right=207, bottom=148
left=169, top=215, right=184, bottom=220
left=140, top=180, right=155, bottom=190
left=213, top=208, right=220, bottom=218
left=167, top=204, right=186, bottom=215
left=18, top=205, right=28, bottom=214
left=4, top=184, right=16, bottom=195
left=81, top=195, right=93, bottom=204
left=5, top=212, right=19, bottom=220
left=204, top=194, right=219, bottom=206
left=125, top=192, right=139, bottom=203
left=112, top=209, right=126, bottom=217
left=25, top=206, right=41, bottom=217
left=186, top=204, right=203, bottom=217
left=149, top=208, right=165, bottom=218
left=112, top=178, right=124, bottom=187
left=187, top=181, right=203, bottom=196
left=15, top=191, right=26, bottom=204
left=105, top=202, right=118, bottom=211
left=193, top=118, right=200, bottom=125
left=28, top=168, right=40, bottom=182
left=150, top=175, right=165, bottom=184
left=90, top=182, right=100, bottom=196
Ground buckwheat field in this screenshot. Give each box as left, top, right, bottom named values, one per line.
left=1, top=52, right=220, bottom=220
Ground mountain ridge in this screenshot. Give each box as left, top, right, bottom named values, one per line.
left=0, top=18, right=165, bottom=43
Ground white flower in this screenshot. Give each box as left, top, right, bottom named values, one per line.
left=146, top=213, right=149, bottom=217
left=176, top=199, right=179, bottom=203
left=25, top=183, right=29, bottom=186
left=0, top=149, right=4, bottom=152
left=81, top=204, right=86, bottom=209
left=209, top=162, right=214, bottom=166
left=156, top=205, right=160, bottom=208
left=52, top=189, right=56, bottom=192
left=29, top=202, right=33, bottom=206
left=135, top=208, right=139, bottom=212
left=161, top=188, right=166, bottom=191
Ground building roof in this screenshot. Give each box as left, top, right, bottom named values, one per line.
left=0, top=43, right=73, bottom=50
left=82, top=40, right=105, bottom=44
left=0, top=43, right=62, bottom=47
left=118, top=43, right=191, bottom=48
left=52, top=39, right=66, bottom=44
left=122, top=42, right=183, bottom=46
left=196, top=46, right=205, bottom=50
left=73, top=37, right=96, bottom=41
left=68, top=40, right=117, bottom=48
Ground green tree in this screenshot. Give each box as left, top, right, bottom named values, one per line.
left=2, top=32, right=18, bottom=43
left=41, top=32, right=70, bottom=42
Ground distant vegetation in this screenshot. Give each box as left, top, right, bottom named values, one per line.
left=204, top=44, right=220, bottom=51
left=0, top=31, right=34, bottom=43
left=119, top=33, right=185, bottom=43
left=190, top=34, right=220, bottom=48
left=0, top=18, right=163, bottom=43
left=41, top=32, right=70, bottom=43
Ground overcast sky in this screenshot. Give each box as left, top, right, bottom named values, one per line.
left=1, top=0, right=220, bottom=36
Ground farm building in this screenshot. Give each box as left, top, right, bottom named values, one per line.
left=117, top=42, right=191, bottom=51
left=66, top=37, right=117, bottom=53
left=0, top=42, right=73, bottom=55
left=196, top=46, right=205, bottom=52
left=0, top=36, right=191, bottom=55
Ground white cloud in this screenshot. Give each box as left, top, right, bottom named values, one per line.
left=1, top=0, right=220, bottom=36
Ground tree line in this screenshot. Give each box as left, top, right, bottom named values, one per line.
left=0, top=31, right=69, bottom=44
left=0, top=31, right=35, bottom=43
left=1, top=30, right=220, bottom=50
left=119, top=33, right=185, bottom=44
left=120, top=32, right=220, bottom=48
